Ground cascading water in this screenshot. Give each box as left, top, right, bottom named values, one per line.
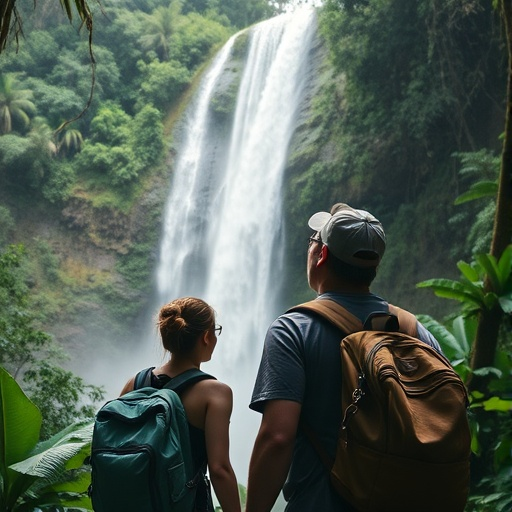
left=152, top=7, right=317, bottom=485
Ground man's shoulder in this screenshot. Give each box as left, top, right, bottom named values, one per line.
left=267, top=309, right=320, bottom=341
left=289, top=292, right=389, bottom=325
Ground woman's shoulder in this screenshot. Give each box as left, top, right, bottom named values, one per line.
left=189, top=378, right=233, bottom=409
left=194, top=376, right=232, bottom=394
left=120, top=376, right=136, bottom=396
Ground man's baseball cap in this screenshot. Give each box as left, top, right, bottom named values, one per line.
left=308, top=203, right=386, bottom=267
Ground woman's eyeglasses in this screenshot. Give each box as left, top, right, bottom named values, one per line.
left=214, top=324, right=222, bottom=336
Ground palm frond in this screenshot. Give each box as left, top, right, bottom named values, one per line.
left=9, top=442, right=89, bottom=479
left=35, top=421, right=93, bottom=455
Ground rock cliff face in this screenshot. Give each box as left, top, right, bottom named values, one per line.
left=62, top=198, right=133, bottom=252
left=0, top=145, right=175, bottom=390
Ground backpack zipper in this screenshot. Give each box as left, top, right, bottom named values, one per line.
left=365, top=340, right=468, bottom=402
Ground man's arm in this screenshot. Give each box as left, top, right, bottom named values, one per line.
left=246, top=399, right=302, bottom=512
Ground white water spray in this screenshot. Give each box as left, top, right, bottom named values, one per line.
left=154, top=8, right=317, bottom=484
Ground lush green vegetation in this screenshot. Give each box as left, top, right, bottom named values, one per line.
left=0, top=245, right=104, bottom=439
left=0, top=0, right=236, bottom=198
left=0, top=366, right=94, bottom=511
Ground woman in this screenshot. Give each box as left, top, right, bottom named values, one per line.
left=121, top=297, right=241, bottom=512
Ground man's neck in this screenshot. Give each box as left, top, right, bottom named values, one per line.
left=316, top=280, right=370, bottom=295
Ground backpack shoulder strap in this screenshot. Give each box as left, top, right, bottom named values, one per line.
left=133, top=367, right=216, bottom=393
left=166, top=369, right=216, bottom=484
left=288, top=299, right=364, bottom=334
left=291, top=299, right=362, bottom=473
left=289, top=299, right=419, bottom=337
left=133, top=367, right=155, bottom=389
left=163, top=368, right=216, bottom=395
left=388, top=304, right=418, bottom=338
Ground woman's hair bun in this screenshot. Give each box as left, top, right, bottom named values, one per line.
left=157, top=297, right=214, bottom=355
left=159, top=303, right=187, bottom=334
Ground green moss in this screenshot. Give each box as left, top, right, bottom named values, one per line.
left=116, top=242, right=155, bottom=291
left=232, top=30, right=250, bottom=59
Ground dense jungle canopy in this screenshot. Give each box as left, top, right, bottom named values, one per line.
left=0, top=0, right=511, bottom=510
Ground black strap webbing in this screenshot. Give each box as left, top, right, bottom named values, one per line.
left=133, top=367, right=216, bottom=395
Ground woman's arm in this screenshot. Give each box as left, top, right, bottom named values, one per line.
left=203, top=381, right=241, bottom=512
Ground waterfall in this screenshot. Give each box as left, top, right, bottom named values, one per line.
left=153, top=7, right=317, bottom=485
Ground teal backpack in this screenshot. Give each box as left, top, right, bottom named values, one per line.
left=89, top=368, right=215, bottom=512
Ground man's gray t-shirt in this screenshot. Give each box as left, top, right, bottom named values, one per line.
left=249, top=292, right=441, bottom=512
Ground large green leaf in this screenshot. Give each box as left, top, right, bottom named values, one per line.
left=472, top=366, right=502, bottom=378
left=416, top=314, right=467, bottom=360
left=481, top=396, right=512, bottom=412
left=9, top=420, right=92, bottom=485
left=417, top=278, right=485, bottom=306
left=457, top=260, right=480, bottom=282
left=10, top=441, right=90, bottom=479
left=37, top=469, right=93, bottom=511
left=0, top=367, right=42, bottom=510
left=450, top=315, right=475, bottom=355
left=46, top=467, right=91, bottom=494
left=476, top=253, right=503, bottom=293
left=454, top=180, right=498, bottom=204
left=34, top=421, right=93, bottom=458
left=0, top=367, right=41, bottom=472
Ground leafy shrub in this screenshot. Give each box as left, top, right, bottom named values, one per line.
left=24, top=77, right=84, bottom=127
left=89, top=102, right=131, bottom=146
left=170, top=12, right=232, bottom=69
left=130, top=105, right=164, bottom=168
left=0, top=366, right=95, bottom=511
left=135, top=59, right=192, bottom=111
left=42, top=160, right=76, bottom=203
left=25, top=361, right=104, bottom=440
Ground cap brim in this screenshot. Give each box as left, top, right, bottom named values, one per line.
left=308, top=211, right=331, bottom=231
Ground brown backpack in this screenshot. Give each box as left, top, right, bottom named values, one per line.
left=291, top=299, right=471, bottom=512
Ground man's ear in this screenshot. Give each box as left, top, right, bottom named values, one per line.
left=317, top=244, right=329, bottom=266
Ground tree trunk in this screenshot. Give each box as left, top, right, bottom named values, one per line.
left=491, top=1, right=512, bottom=259
left=0, top=0, right=17, bottom=52
left=469, top=0, right=512, bottom=391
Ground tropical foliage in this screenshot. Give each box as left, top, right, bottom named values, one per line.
left=278, top=0, right=507, bottom=314
left=418, top=247, right=512, bottom=317
left=419, top=307, right=512, bottom=512
left=417, top=140, right=512, bottom=510
left=450, top=150, right=499, bottom=255
left=0, top=0, right=93, bottom=55
left=0, top=73, right=35, bottom=135
left=0, top=245, right=104, bottom=439
left=0, top=366, right=94, bottom=511
left=0, top=0, right=272, bottom=204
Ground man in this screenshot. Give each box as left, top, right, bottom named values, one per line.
left=246, top=203, right=441, bottom=512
